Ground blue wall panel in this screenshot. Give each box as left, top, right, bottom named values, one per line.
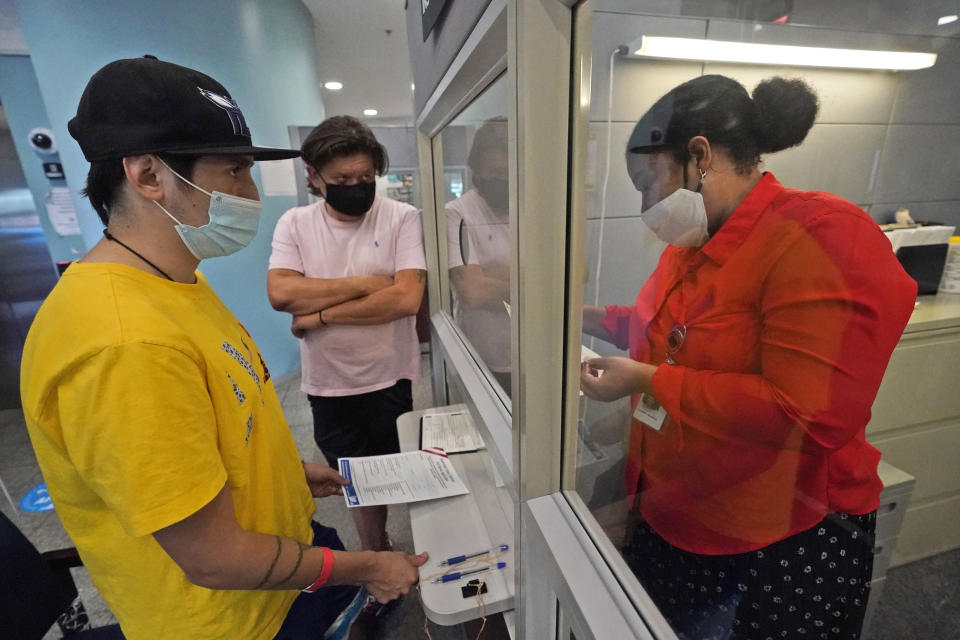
left=15, top=0, right=326, bottom=377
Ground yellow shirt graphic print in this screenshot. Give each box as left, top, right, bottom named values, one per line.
left=20, top=263, right=315, bottom=640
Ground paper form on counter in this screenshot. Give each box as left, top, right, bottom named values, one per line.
left=339, top=449, right=469, bottom=508
left=420, top=411, right=485, bottom=454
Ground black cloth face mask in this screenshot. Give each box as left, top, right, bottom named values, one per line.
left=322, top=180, right=376, bottom=217
left=473, top=176, right=509, bottom=213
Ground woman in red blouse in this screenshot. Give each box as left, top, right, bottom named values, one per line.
left=581, top=75, right=917, bottom=640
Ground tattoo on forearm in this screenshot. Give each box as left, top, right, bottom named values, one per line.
left=416, top=271, right=426, bottom=283
left=274, top=541, right=310, bottom=587
left=253, top=536, right=283, bottom=590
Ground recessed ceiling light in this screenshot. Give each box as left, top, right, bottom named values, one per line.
left=938, top=14, right=958, bottom=25
left=363, top=109, right=378, bottom=116
left=324, top=81, right=343, bottom=90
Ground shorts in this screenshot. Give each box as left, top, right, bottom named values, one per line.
left=308, top=379, right=412, bottom=468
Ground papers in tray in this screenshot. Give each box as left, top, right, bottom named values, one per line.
left=885, top=225, right=955, bottom=252
left=339, top=449, right=469, bottom=508
left=420, top=411, right=485, bottom=454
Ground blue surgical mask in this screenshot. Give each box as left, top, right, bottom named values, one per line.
left=154, top=159, right=263, bottom=260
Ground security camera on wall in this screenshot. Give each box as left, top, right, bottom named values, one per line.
left=28, top=127, right=58, bottom=155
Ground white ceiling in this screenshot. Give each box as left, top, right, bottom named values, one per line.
left=300, top=0, right=415, bottom=124
left=0, top=0, right=416, bottom=123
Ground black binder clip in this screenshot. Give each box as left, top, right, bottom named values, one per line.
left=462, top=579, right=488, bottom=598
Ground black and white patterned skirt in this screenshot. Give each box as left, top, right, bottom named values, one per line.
left=623, top=511, right=877, bottom=640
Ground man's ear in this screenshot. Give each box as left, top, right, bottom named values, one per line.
left=305, top=164, right=324, bottom=195
left=122, top=154, right=169, bottom=203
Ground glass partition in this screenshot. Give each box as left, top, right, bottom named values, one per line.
left=567, top=2, right=960, bottom=639
left=439, top=73, right=513, bottom=399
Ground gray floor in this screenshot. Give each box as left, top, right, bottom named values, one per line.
left=1, top=360, right=958, bottom=639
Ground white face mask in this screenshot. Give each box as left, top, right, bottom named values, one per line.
left=154, top=159, right=263, bottom=260
left=640, top=170, right=709, bottom=248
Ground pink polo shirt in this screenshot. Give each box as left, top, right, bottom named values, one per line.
left=269, top=196, right=426, bottom=396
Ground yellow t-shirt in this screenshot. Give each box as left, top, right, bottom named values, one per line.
left=20, top=262, right=316, bottom=640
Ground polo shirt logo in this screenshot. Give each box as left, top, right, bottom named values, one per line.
left=198, top=87, right=250, bottom=137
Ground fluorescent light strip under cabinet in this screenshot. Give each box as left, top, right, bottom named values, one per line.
left=630, top=36, right=937, bottom=71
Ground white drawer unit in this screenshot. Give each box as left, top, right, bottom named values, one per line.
left=867, top=294, right=960, bottom=567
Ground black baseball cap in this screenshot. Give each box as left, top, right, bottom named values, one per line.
left=68, top=55, right=300, bottom=162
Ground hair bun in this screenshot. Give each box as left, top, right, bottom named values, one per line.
left=752, top=77, right=819, bottom=154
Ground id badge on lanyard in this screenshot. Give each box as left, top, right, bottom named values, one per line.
left=633, top=392, right=667, bottom=431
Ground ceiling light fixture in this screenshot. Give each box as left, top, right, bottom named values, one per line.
left=628, top=36, right=937, bottom=70
left=938, top=14, right=958, bottom=26
left=363, top=108, right=378, bottom=116
left=323, top=81, right=343, bottom=90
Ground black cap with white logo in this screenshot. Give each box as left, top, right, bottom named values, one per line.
left=68, top=55, right=300, bottom=162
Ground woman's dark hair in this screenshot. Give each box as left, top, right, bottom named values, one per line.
left=627, top=75, right=819, bottom=174
left=301, top=115, right=389, bottom=196
left=82, top=154, right=199, bottom=225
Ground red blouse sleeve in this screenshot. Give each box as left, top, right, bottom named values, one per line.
left=600, top=304, right=634, bottom=352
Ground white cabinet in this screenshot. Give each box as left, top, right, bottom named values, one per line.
left=867, top=294, right=960, bottom=567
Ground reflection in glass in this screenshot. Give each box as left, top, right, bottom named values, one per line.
left=571, top=11, right=940, bottom=634
left=442, top=77, right=512, bottom=398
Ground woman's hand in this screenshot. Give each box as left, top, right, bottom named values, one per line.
left=302, top=462, right=349, bottom=498
left=580, top=357, right=657, bottom=402
left=291, top=312, right=322, bottom=338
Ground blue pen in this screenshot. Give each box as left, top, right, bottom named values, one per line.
left=439, top=544, right=509, bottom=566
left=433, top=562, right=507, bottom=584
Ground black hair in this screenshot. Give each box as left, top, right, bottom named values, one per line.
left=628, top=75, right=819, bottom=174
left=301, top=115, right=389, bottom=196
left=81, top=154, right=199, bottom=225
left=467, top=117, right=508, bottom=174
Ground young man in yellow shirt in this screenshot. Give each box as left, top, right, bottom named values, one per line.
left=19, top=56, right=427, bottom=640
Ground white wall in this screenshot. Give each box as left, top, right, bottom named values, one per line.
left=584, top=8, right=960, bottom=324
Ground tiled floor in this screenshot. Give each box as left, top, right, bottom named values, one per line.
left=2, top=360, right=958, bottom=639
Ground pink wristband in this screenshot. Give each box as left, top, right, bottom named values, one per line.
left=302, top=547, right=335, bottom=593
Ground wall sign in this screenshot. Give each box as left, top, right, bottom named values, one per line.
left=421, top=0, right=450, bottom=40
left=43, top=162, right=64, bottom=179
left=19, top=482, right=54, bottom=513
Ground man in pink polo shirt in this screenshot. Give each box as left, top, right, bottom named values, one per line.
left=268, top=116, right=426, bottom=555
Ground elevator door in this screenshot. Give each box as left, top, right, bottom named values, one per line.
left=0, top=103, right=57, bottom=409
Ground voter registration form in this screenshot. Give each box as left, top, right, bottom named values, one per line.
left=420, top=411, right=485, bottom=454
left=339, top=449, right=469, bottom=508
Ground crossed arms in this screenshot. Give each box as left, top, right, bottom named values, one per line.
left=267, top=268, right=426, bottom=333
